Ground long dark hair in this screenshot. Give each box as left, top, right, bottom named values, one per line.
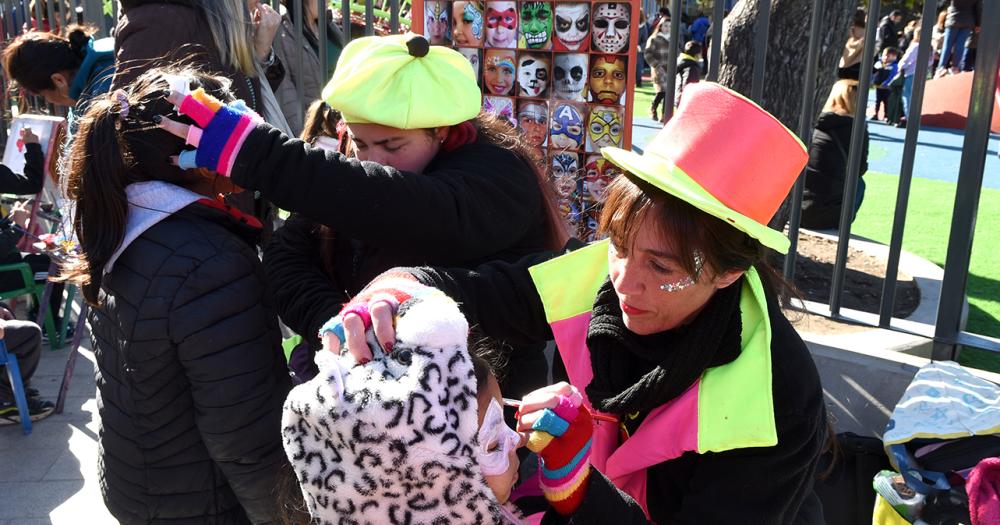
left=2, top=24, right=95, bottom=93
left=59, top=66, right=235, bottom=305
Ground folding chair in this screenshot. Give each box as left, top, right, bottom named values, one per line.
left=0, top=337, right=32, bottom=434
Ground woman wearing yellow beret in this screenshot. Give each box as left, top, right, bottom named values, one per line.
left=156, top=33, right=564, bottom=391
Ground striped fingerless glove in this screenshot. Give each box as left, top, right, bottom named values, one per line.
left=174, top=88, right=262, bottom=177
left=527, top=395, right=594, bottom=515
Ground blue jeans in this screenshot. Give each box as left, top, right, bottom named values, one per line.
left=939, top=27, right=971, bottom=71
left=902, top=74, right=914, bottom=117
left=852, top=177, right=867, bottom=223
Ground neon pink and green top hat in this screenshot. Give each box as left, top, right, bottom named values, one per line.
left=601, top=82, right=808, bottom=253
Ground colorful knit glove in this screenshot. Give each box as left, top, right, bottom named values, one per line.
left=173, top=88, right=262, bottom=177
left=526, top=395, right=594, bottom=515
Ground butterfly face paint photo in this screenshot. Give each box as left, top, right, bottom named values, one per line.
left=483, top=95, right=516, bottom=127
left=554, top=3, right=590, bottom=51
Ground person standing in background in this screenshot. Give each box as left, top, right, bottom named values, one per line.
left=936, top=0, right=981, bottom=76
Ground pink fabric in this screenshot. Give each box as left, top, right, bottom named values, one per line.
left=185, top=126, right=203, bottom=147
left=218, top=117, right=254, bottom=178
left=341, top=303, right=372, bottom=330
left=552, top=396, right=580, bottom=422
left=968, top=457, right=1000, bottom=525
left=179, top=95, right=216, bottom=128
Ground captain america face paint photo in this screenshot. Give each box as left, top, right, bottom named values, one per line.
left=453, top=1, right=485, bottom=46
left=587, top=105, right=623, bottom=150
left=424, top=1, right=450, bottom=45
left=483, top=49, right=516, bottom=95
left=485, top=1, right=517, bottom=48
left=519, top=2, right=552, bottom=50
left=549, top=102, right=585, bottom=150
left=554, top=3, right=590, bottom=51
left=517, top=53, right=550, bottom=98
left=590, top=54, right=627, bottom=104
left=592, top=3, right=630, bottom=54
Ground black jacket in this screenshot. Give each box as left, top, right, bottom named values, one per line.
left=0, top=142, right=45, bottom=195
left=875, top=16, right=899, bottom=57
left=801, top=112, right=869, bottom=230
left=407, top=249, right=828, bottom=524
left=91, top=200, right=291, bottom=524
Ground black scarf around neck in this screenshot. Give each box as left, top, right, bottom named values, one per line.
left=585, top=277, right=745, bottom=415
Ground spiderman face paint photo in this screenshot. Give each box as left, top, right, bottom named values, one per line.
left=483, top=96, right=516, bottom=127
left=587, top=105, right=623, bottom=150
left=457, top=47, right=482, bottom=82
left=549, top=102, right=585, bottom=150
left=589, top=54, right=626, bottom=104
left=485, top=1, right=517, bottom=48
left=424, top=1, right=450, bottom=44
left=483, top=49, right=516, bottom=95
left=553, top=53, right=588, bottom=101
left=517, top=53, right=550, bottom=98
left=517, top=101, right=548, bottom=147
left=592, top=3, right=630, bottom=53
left=550, top=153, right=580, bottom=198
left=519, top=2, right=552, bottom=50
left=453, top=1, right=485, bottom=46
left=554, top=3, right=589, bottom=51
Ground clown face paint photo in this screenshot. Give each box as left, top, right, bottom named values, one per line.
left=518, top=2, right=552, bottom=50
left=587, top=104, right=624, bottom=151
left=457, top=47, right=482, bottom=83
left=485, top=1, right=517, bottom=48
left=424, top=1, right=450, bottom=45
left=549, top=102, right=585, bottom=150
left=483, top=49, right=516, bottom=95
left=553, top=3, right=589, bottom=51
left=517, top=101, right=548, bottom=147
left=589, top=54, right=627, bottom=104
left=517, top=53, right=550, bottom=98
left=553, top=53, right=588, bottom=101
left=453, top=1, right=485, bottom=47
left=592, top=3, right=630, bottom=54
left=483, top=96, right=516, bottom=127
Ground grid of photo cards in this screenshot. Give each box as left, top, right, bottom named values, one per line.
left=416, top=0, right=638, bottom=241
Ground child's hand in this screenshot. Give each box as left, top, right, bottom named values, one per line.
left=19, top=127, right=39, bottom=145
left=518, top=383, right=593, bottom=515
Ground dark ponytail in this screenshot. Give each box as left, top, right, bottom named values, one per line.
left=2, top=24, right=96, bottom=93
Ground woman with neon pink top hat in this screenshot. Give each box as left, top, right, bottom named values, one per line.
left=316, top=82, right=829, bottom=523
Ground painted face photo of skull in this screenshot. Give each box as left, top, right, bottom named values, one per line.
left=554, top=3, right=589, bottom=51
left=483, top=49, right=516, bottom=95
left=483, top=96, right=516, bottom=127
left=517, top=53, right=550, bottom=98
left=550, top=153, right=580, bottom=198
left=549, top=102, right=585, bottom=150
left=453, top=1, right=485, bottom=47
left=517, top=101, right=548, bottom=147
left=519, top=2, right=552, bottom=50
left=553, top=53, right=588, bottom=101
left=589, top=54, right=627, bottom=104
left=424, top=1, right=450, bottom=45
left=587, top=105, right=623, bottom=151
left=457, top=48, right=482, bottom=84
left=485, top=1, right=517, bottom=48
left=592, top=3, right=630, bottom=54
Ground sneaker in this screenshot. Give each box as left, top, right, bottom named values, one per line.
left=0, top=397, right=55, bottom=425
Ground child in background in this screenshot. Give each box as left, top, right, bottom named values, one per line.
left=871, top=47, right=900, bottom=122
left=299, top=100, right=345, bottom=154
left=675, top=40, right=702, bottom=107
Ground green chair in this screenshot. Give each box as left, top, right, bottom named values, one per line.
left=0, top=262, right=59, bottom=349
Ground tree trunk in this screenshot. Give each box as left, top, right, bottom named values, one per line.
left=718, top=0, right=857, bottom=133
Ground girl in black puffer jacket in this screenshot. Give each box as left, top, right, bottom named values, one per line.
left=60, top=68, right=291, bottom=524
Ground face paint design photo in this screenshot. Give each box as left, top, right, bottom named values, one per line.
left=453, top=1, right=485, bottom=47
left=549, top=102, right=585, bottom=150
left=518, top=2, right=552, bottom=50
left=424, top=0, right=450, bottom=45
left=592, top=3, right=630, bottom=54
left=517, top=101, right=548, bottom=147
left=587, top=104, right=623, bottom=151
left=550, top=152, right=580, bottom=199
left=485, top=1, right=517, bottom=48
left=457, top=47, right=482, bottom=84
left=483, top=49, right=516, bottom=95
left=483, top=96, right=516, bottom=127
left=517, top=53, right=549, bottom=98
left=553, top=3, right=590, bottom=51
left=583, top=155, right=622, bottom=205
left=553, top=53, right=588, bottom=101
left=476, top=398, right=522, bottom=477
left=589, top=54, right=627, bottom=104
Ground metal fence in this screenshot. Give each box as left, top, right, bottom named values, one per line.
left=2, top=0, right=998, bottom=360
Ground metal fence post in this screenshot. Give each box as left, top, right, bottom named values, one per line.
left=749, top=0, right=770, bottom=103
left=706, top=0, right=724, bottom=81
left=293, top=0, right=306, bottom=120
left=932, top=1, right=1000, bottom=360
left=342, top=0, right=352, bottom=45
left=829, top=0, right=880, bottom=316
left=662, top=0, right=682, bottom=120
left=318, top=0, right=329, bottom=83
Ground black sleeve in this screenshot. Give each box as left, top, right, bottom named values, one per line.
left=264, top=56, right=285, bottom=92
left=262, top=214, right=346, bottom=345
left=860, top=128, right=870, bottom=177
left=170, top=249, right=288, bottom=524
left=230, top=126, right=542, bottom=261
left=540, top=468, right=650, bottom=525
left=0, top=143, right=45, bottom=195
left=403, top=249, right=560, bottom=345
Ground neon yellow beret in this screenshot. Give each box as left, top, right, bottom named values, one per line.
left=322, top=33, right=482, bottom=129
